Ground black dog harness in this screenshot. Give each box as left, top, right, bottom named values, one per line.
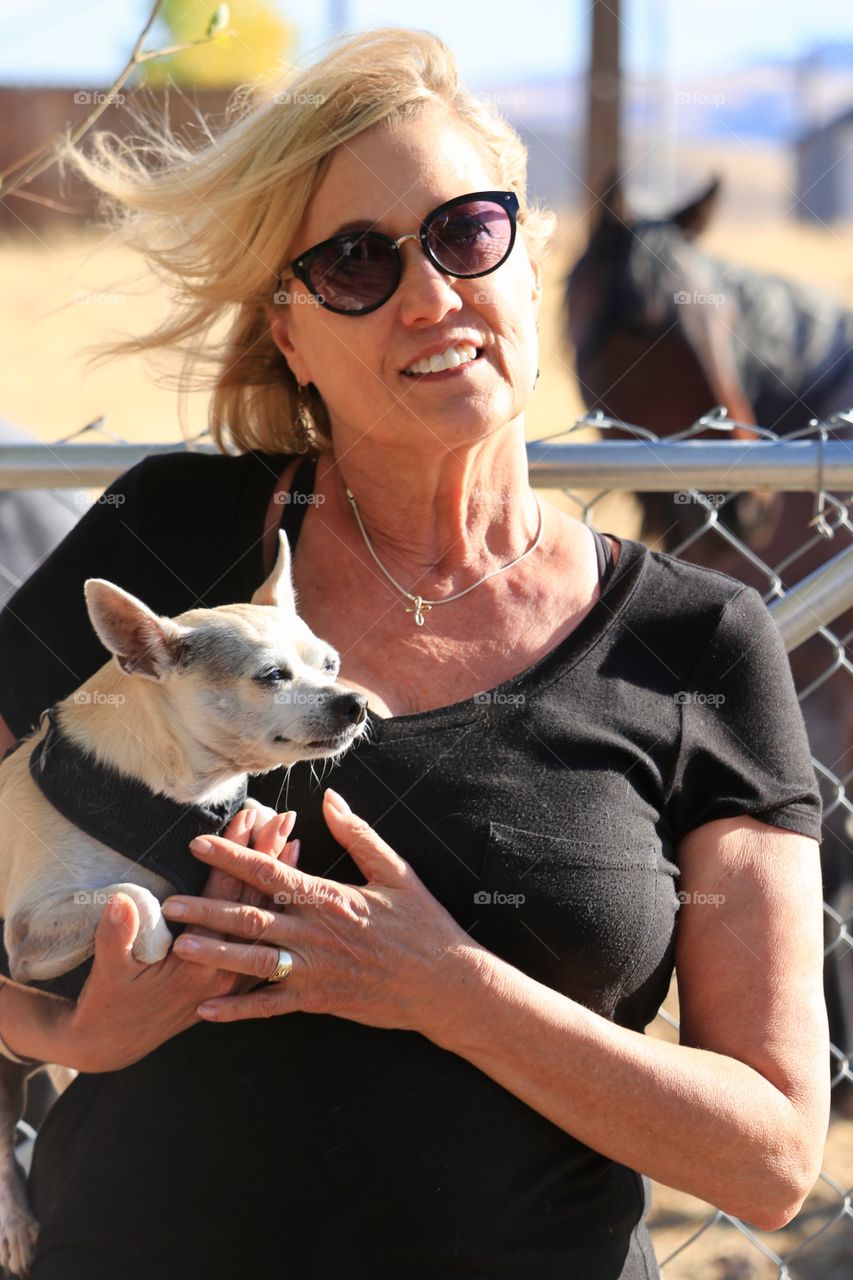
left=29, top=707, right=248, bottom=897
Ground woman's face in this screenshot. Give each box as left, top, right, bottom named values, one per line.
left=269, top=102, right=542, bottom=452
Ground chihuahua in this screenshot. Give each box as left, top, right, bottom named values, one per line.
left=0, top=530, right=366, bottom=1276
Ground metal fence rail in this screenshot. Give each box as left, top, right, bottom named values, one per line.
left=1, top=436, right=852, bottom=493
left=1, top=415, right=852, bottom=1279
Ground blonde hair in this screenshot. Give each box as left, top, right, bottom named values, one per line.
left=68, top=27, right=556, bottom=456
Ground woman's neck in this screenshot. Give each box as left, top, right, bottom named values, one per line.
left=319, top=434, right=542, bottom=592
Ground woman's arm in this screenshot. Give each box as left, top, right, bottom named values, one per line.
left=427, top=814, right=828, bottom=1231
left=166, top=793, right=828, bottom=1232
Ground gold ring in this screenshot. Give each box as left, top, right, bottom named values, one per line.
left=268, top=948, right=293, bottom=983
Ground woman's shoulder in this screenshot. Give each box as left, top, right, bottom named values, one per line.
left=619, top=535, right=761, bottom=616
left=131, top=446, right=293, bottom=496
left=604, top=535, right=780, bottom=673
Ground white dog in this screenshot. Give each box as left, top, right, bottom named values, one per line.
left=0, top=531, right=366, bottom=1275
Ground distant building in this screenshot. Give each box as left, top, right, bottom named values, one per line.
left=795, top=106, right=853, bottom=223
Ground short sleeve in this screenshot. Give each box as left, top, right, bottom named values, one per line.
left=665, top=586, right=822, bottom=843
left=0, top=463, right=144, bottom=739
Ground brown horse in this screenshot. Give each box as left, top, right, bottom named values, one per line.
left=566, top=178, right=853, bottom=1069
left=566, top=177, right=853, bottom=552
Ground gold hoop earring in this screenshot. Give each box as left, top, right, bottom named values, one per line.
left=294, top=383, right=314, bottom=453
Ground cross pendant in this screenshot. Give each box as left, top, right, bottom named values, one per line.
left=405, top=596, right=432, bottom=627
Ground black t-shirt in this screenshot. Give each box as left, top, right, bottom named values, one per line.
left=0, top=450, right=821, bottom=1280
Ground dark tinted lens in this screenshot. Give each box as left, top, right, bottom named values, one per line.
left=426, top=199, right=513, bottom=277
left=305, top=234, right=398, bottom=312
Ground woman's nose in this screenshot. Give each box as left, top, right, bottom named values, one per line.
left=395, top=241, right=463, bottom=326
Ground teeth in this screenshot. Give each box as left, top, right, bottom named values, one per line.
left=405, top=343, right=479, bottom=376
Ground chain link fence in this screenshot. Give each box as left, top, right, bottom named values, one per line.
left=1, top=415, right=851, bottom=1278
left=529, top=412, right=853, bottom=1280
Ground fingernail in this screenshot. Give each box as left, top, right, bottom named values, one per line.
left=190, top=838, right=214, bottom=857
left=325, top=788, right=350, bottom=814
left=175, top=936, right=200, bottom=952
left=108, top=897, right=125, bottom=923
left=198, top=1002, right=220, bottom=1018
left=278, top=811, right=297, bottom=839
left=238, top=808, right=256, bottom=833
left=290, top=838, right=301, bottom=864
left=162, top=900, right=187, bottom=918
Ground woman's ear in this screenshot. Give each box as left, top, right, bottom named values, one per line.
left=265, top=299, right=311, bottom=385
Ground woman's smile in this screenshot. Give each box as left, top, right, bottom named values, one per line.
left=400, top=343, right=485, bottom=380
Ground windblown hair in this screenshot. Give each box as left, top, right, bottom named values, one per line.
left=66, top=27, right=556, bottom=456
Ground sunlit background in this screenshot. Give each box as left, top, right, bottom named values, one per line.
left=2, top=0, right=853, bottom=449
left=2, top=5, right=853, bottom=1275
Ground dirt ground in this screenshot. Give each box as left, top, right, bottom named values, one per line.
left=2, top=209, right=852, bottom=1275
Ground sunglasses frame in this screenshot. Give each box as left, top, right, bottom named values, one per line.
left=282, top=190, right=520, bottom=317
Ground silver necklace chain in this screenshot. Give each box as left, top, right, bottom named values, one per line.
left=345, top=486, right=545, bottom=626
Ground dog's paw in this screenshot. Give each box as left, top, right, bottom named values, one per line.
left=131, top=913, right=173, bottom=965
left=0, top=1196, right=39, bottom=1277
left=109, top=883, right=173, bottom=965
left=240, top=798, right=278, bottom=832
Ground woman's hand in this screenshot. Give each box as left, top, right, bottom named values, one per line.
left=55, top=806, right=299, bottom=1073
left=161, top=788, right=480, bottom=1037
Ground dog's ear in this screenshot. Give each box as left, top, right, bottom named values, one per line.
left=252, top=531, right=297, bottom=611
left=84, top=579, right=185, bottom=681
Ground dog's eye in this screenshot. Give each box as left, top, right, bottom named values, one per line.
left=255, top=668, right=292, bottom=684
left=323, top=656, right=339, bottom=674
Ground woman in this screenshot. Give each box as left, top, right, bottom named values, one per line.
left=0, top=28, right=828, bottom=1280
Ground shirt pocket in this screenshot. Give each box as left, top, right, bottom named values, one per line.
left=473, top=821, right=660, bottom=1013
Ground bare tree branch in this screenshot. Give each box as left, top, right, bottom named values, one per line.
left=0, top=1, right=234, bottom=201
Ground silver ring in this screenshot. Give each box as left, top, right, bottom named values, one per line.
left=268, top=948, right=294, bottom=983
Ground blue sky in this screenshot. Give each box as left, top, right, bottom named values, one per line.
left=2, top=0, right=853, bottom=85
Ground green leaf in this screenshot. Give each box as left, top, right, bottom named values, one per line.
left=207, top=4, right=230, bottom=37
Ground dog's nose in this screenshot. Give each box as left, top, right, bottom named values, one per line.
left=331, top=691, right=368, bottom=726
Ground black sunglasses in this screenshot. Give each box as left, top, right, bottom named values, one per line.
left=280, top=190, right=519, bottom=316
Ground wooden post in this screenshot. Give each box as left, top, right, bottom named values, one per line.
left=585, top=0, right=622, bottom=222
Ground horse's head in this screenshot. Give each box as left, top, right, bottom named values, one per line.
left=565, top=177, right=751, bottom=433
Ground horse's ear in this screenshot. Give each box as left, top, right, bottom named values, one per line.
left=670, top=177, right=721, bottom=239
left=596, top=172, right=629, bottom=228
